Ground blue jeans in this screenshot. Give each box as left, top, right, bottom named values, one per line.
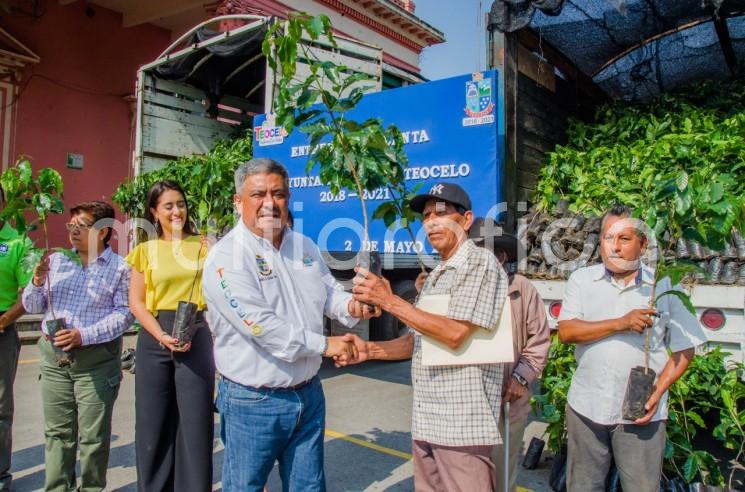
left=216, top=376, right=326, bottom=492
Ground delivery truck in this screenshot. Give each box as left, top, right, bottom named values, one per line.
left=132, top=14, right=745, bottom=361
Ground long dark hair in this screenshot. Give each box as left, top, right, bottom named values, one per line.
left=144, top=180, right=195, bottom=237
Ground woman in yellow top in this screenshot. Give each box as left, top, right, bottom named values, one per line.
left=126, top=180, right=214, bottom=492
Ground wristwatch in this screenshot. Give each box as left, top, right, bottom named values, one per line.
left=512, top=371, right=529, bottom=388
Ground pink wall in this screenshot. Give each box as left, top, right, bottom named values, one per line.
left=2, top=2, right=170, bottom=250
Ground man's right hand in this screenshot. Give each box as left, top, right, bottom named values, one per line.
left=334, top=333, right=369, bottom=368
left=324, top=336, right=357, bottom=361
left=619, top=308, right=657, bottom=333
left=32, top=253, right=51, bottom=287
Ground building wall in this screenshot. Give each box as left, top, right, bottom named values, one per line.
left=2, top=2, right=170, bottom=249
left=215, top=0, right=425, bottom=72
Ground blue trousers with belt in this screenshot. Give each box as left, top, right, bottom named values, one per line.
left=216, top=375, right=326, bottom=492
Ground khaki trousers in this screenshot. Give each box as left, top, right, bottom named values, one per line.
left=413, top=440, right=495, bottom=492
left=39, top=337, right=122, bottom=492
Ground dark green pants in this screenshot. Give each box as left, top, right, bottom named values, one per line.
left=0, top=324, right=19, bottom=492
left=39, top=337, right=122, bottom=492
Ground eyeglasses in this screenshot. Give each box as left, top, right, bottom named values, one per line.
left=65, top=222, right=93, bottom=232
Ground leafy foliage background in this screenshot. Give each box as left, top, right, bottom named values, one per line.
left=112, top=131, right=252, bottom=240
left=531, top=79, right=745, bottom=486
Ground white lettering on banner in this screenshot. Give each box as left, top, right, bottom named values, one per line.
left=290, top=129, right=430, bottom=158
left=403, top=163, right=471, bottom=180
left=290, top=142, right=331, bottom=158
left=400, top=129, right=430, bottom=145
left=288, top=176, right=323, bottom=189
left=463, top=115, right=495, bottom=127
left=383, top=241, right=424, bottom=253
left=289, top=164, right=471, bottom=190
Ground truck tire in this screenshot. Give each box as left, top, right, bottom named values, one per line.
left=370, top=279, right=418, bottom=341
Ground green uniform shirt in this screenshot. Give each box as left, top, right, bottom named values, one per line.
left=0, top=222, right=33, bottom=311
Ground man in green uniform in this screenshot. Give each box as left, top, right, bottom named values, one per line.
left=0, top=189, right=32, bottom=491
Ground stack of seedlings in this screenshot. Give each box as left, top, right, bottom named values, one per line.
left=518, top=202, right=745, bottom=285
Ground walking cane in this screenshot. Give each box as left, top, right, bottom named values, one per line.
left=504, top=401, right=510, bottom=492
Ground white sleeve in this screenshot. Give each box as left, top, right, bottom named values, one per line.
left=202, top=249, right=326, bottom=363
left=659, top=282, right=706, bottom=353
left=557, top=270, right=584, bottom=321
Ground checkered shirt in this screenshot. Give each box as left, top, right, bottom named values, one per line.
left=22, top=248, right=133, bottom=345
left=411, top=239, right=508, bottom=446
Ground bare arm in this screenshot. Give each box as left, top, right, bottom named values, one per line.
left=635, top=347, right=694, bottom=425
left=0, top=299, right=26, bottom=331
left=366, top=332, right=414, bottom=361
left=381, top=295, right=480, bottom=350
left=334, top=332, right=413, bottom=367
left=558, top=308, right=657, bottom=344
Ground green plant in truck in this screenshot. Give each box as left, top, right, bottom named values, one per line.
left=531, top=78, right=745, bottom=487
left=113, top=131, right=252, bottom=242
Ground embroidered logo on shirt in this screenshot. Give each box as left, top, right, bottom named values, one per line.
left=0, top=244, right=8, bottom=255
left=255, top=255, right=273, bottom=276
left=216, top=266, right=258, bottom=332
left=302, top=253, right=314, bottom=267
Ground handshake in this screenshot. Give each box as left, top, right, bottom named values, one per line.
left=323, top=333, right=369, bottom=367
left=321, top=267, right=399, bottom=366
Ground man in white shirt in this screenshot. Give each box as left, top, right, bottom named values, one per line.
left=557, top=204, right=706, bottom=492
left=202, top=158, right=378, bottom=492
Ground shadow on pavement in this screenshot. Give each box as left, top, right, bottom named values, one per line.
left=319, top=358, right=412, bottom=387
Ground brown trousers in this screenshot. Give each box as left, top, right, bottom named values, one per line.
left=413, top=440, right=495, bottom=492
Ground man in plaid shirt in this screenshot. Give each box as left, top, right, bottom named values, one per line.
left=349, top=183, right=508, bottom=491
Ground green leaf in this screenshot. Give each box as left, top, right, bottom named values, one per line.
left=682, top=454, right=698, bottom=483
left=307, top=16, right=325, bottom=39
left=674, top=189, right=692, bottom=215
left=53, top=247, right=82, bottom=266
left=676, top=171, right=689, bottom=191
left=21, top=248, right=43, bottom=274
left=38, top=168, right=63, bottom=195
left=655, top=289, right=696, bottom=315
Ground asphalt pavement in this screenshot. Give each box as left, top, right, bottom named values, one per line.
left=9, top=336, right=552, bottom=491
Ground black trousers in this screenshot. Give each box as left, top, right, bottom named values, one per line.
left=135, top=311, right=215, bottom=492
left=0, top=322, right=19, bottom=492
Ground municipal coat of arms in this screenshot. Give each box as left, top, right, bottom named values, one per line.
left=255, top=255, right=273, bottom=276
left=465, top=78, right=494, bottom=118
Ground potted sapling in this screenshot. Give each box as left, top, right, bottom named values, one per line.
left=171, top=159, right=234, bottom=346
left=620, top=169, right=744, bottom=420
left=0, top=159, right=77, bottom=366
left=264, top=13, right=410, bottom=293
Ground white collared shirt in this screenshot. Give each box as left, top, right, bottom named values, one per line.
left=202, top=222, right=357, bottom=388
left=558, top=263, right=706, bottom=425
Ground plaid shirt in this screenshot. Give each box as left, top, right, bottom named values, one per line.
left=22, top=248, right=133, bottom=345
left=411, top=239, right=508, bottom=446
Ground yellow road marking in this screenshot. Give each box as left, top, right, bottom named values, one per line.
left=19, top=359, right=39, bottom=365
left=325, top=429, right=412, bottom=460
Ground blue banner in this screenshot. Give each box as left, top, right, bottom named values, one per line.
left=253, top=70, right=503, bottom=255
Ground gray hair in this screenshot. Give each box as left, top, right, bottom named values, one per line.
left=234, top=158, right=290, bottom=194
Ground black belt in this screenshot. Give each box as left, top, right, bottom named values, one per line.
left=224, top=375, right=315, bottom=392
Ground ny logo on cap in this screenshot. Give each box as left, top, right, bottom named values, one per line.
left=429, top=184, right=445, bottom=195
